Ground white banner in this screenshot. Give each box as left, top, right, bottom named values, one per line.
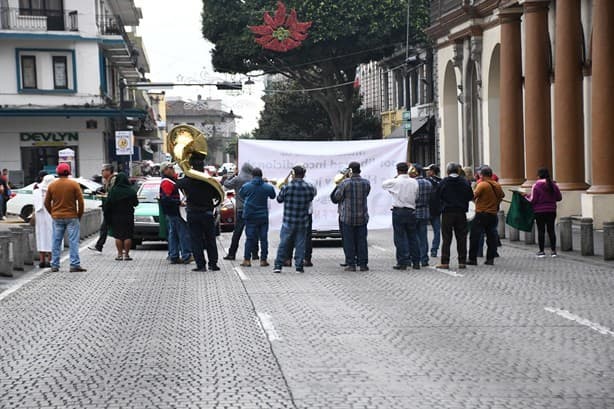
left=115, top=130, right=134, bottom=155
left=238, top=139, right=408, bottom=230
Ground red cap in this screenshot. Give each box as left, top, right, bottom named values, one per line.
left=56, top=163, right=71, bottom=176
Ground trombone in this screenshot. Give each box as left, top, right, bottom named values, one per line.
left=267, top=170, right=293, bottom=189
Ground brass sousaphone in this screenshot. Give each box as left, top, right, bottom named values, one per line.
left=167, top=124, right=224, bottom=203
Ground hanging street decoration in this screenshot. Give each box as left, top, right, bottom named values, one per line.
left=249, top=1, right=312, bottom=52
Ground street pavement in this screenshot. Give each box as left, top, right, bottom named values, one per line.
left=0, top=229, right=613, bottom=409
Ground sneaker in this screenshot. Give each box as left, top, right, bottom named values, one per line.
left=484, top=259, right=494, bottom=265
left=223, top=254, right=235, bottom=260
left=430, top=252, right=437, bottom=258
left=260, top=260, right=270, bottom=267
left=435, top=264, right=449, bottom=269
left=273, top=268, right=282, bottom=274
left=466, top=260, right=478, bottom=265
left=192, top=267, right=207, bottom=272
left=88, top=246, right=102, bottom=253
left=359, top=266, right=369, bottom=271
left=344, top=265, right=357, bottom=272
left=69, top=266, right=87, bottom=272
left=295, top=268, right=304, bottom=274
left=421, top=262, right=429, bottom=267
left=536, top=251, right=546, bottom=258
left=50, top=267, right=59, bottom=272
left=392, top=265, right=407, bottom=270
left=183, top=256, right=194, bottom=264
left=170, top=258, right=181, bottom=264
left=551, top=251, right=558, bottom=258
left=412, top=264, right=421, bottom=270
left=209, top=265, right=221, bottom=271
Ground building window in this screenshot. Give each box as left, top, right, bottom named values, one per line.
left=52, top=56, right=68, bottom=89
left=21, top=55, right=37, bottom=89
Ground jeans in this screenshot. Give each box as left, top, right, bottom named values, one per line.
left=51, top=218, right=81, bottom=268
left=476, top=216, right=499, bottom=257
left=275, top=223, right=306, bottom=269
left=94, top=218, right=108, bottom=250
left=245, top=219, right=268, bottom=260
left=341, top=222, right=368, bottom=267
left=167, top=214, right=192, bottom=261
left=469, top=212, right=498, bottom=261
left=416, top=218, right=430, bottom=265
left=187, top=209, right=218, bottom=269
left=391, top=208, right=420, bottom=266
left=430, top=215, right=441, bottom=256
left=0, top=194, right=4, bottom=217
left=284, top=214, right=313, bottom=261
left=228, top=209, right=258, bottom=258
left=535, top=212, right=556, bottom=252
left=440, top=212, right=468, bottom=265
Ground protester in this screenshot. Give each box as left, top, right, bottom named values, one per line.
left=410, top=165, right=433, bottom=266
left=333, top=161, right=371, bottom=271
left=177, top=153, right=221, bottom=272
left=33, top=173, right=54, bottom=268
left=89, top=164, right=117, bottom=252
left=523, top=167, right=562, bottom=257
left=274, top=165, right=316, bottom=274
left=282, top=204, right=314, bottom=267
left=474, top=164, right=502, bottom=258
left=104, top=173, right=139, bottom=261
left=467, top=166, right=505, bottom=266
left=425, top=164, right=442, bottom=257
left=160, top=162, right=193, bottom=264
left=435, top=163, right=474, bottom=269
left=223, top=162, right=259, bottom=261
left=239, top=168, right=276, bottom=267
left=382, top=162, right=420, bottom=270
left=44, top=163, right=86, bottom=272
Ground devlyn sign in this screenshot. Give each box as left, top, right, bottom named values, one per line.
left=20, top=132, right=79, bottom=146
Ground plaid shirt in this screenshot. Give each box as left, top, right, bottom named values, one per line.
left=333, top=175, right=371, bottom=226
left=276, top=179, right=317, bottom=227
left=415, top=177, right=433, bottom=220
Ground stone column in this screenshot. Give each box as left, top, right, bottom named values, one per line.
left=497, top=8, right=525, bottom=185
left=553, top=0, right=587, bottom=190
left=521, top=0, right=552, bottom=187
left=587, top=0, right=614, bottom=194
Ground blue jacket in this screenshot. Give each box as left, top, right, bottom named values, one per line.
left=239, top=177, right=276, bottom=221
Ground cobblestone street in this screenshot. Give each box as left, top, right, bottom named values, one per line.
left=1, top=230, right=613, bottom=409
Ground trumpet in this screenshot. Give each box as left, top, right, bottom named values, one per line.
left=334, top=168, right=352, bottom=185
left=275, top=170, right=293, bottom=189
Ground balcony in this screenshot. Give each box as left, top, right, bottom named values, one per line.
left=97, top=14, right=126, bottom=36
left=0, top=7, right=78, bottom=31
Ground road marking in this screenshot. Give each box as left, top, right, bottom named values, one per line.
left=429, top=266, right=464, bottom=277
left=257, top=312, right=281, bottom=341
left=371, top=245, right=389, bottom=252
left=234, top=266, right=249, bottom=281
left=545, top=307, right=614, bottom=337
left=0, top=238, right=97, bottom=302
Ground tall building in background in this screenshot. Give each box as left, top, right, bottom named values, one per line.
left=0, top=0, right=156, bottom=184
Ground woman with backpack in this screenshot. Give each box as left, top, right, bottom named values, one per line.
left=524, top=167, right=562, bottom=257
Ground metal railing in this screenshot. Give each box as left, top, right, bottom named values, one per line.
left=0, top=7, right=78, bottom=31
left=96, top=14, right=126, bottom=36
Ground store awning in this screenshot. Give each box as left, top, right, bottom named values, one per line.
left=0, top=108, right=148, bottom=118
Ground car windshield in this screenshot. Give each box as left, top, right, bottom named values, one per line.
left=138, top=183, right=160, bottom=203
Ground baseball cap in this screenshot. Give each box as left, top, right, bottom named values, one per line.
left=56, top=163, right=71, bottom=176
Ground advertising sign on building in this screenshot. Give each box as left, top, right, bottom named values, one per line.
left=115, top=131, right=134, bottom=155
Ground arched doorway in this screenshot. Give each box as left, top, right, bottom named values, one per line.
left=442, top=61, right=460, bottom=165
left=487, top=44, right=501, bottom=173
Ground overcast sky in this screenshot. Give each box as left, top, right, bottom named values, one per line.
left=134, top=0, right=265, bottom=134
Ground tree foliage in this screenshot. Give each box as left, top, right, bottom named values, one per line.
left=253, top=81, right=381, bottom=140
left=202, top=0, right=429, bottom=139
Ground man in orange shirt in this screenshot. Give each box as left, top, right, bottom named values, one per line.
left=467, top=166, right=504, bottom=266
left=44, top=163, right=86, bottom=272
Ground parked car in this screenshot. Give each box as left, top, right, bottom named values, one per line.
left=220, top=190, right=236, bottom=232
left=132, top=177, right=223, bottom=248
left=7, top=177, right=102, bottom=221
left=217, top=162, right=236, bottom=176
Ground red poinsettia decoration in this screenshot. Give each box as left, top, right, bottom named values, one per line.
left=249, top=1, right=312, bottom=52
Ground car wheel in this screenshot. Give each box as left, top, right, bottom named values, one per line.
left=20, top=205, right=34, bottom=222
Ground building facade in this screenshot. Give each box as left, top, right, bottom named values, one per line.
left=166, top=97, right=239, bottom=166
left=428, top=0, right=614, bottom=227
left=0, top=0, right=154, bottom=185
left=357, top=46, right=436, bottom=165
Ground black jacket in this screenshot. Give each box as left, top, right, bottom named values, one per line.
left=437, top=175, right=474, bottom=213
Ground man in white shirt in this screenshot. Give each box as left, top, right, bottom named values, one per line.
left=382, top=162, right=421, bottom=270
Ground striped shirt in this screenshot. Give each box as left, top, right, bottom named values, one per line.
left=333, top=175, right=371, bottom=226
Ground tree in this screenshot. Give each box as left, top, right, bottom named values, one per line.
left=253, top=81, right=381, bottom=140
left=202, top=0, right=428, bottom=139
